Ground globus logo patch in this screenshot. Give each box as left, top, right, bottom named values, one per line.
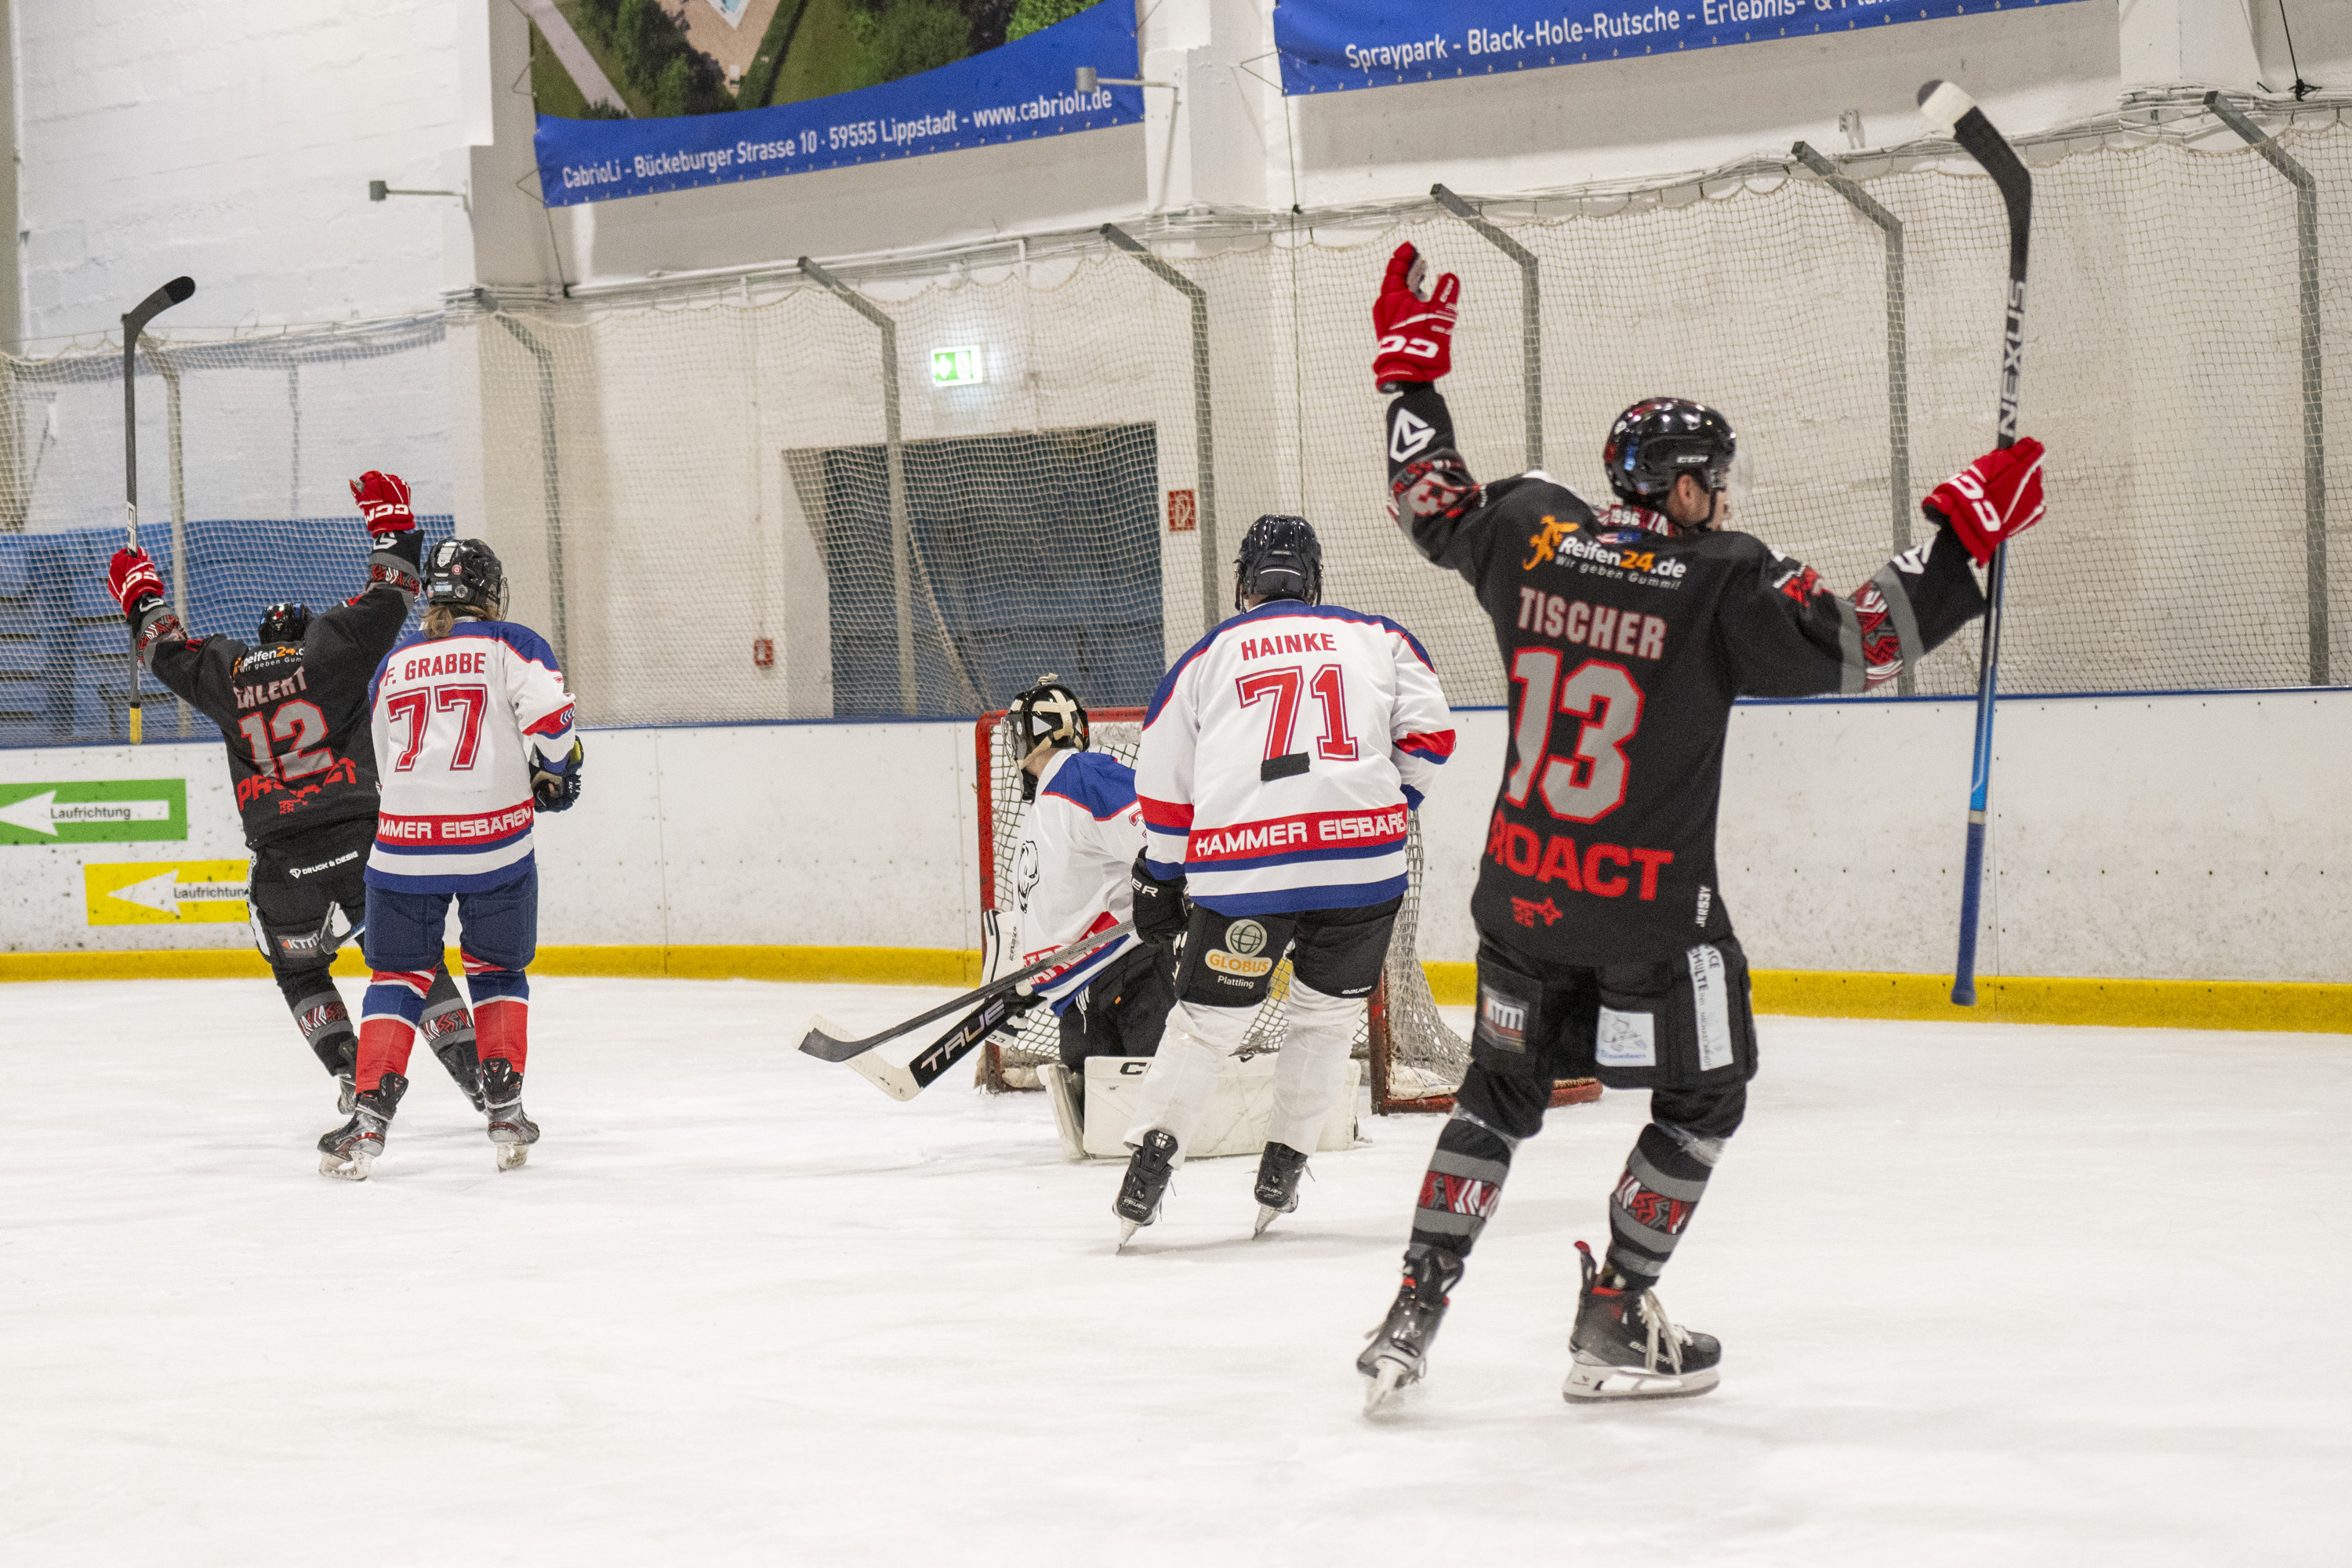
left=1206, top=949, right=1273, bottom=978
left=1225, top=920, right=1269, bottom=957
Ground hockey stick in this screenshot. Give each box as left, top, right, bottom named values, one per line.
left=120, top=276, right=195, bottom=745
left=844, top=988, right=1041, bottom=1102
left=1918, top=81, right=2031, bottom=1007
left=797, top=918, right=1134, bottom=1062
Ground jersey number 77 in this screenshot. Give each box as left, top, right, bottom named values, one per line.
left=385, top=684, right=490, bottom=771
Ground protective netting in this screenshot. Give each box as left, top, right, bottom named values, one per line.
left=5, top=121, right=2347, bottom=756
left=0, top=318, right=454, bottom=746
left=973, top=711, right=1468, bottom=1107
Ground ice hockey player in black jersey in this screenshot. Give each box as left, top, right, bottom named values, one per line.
left=103, top=471, right=480, bottom=1117
left=1356, top=242, right=2048, bottom=1410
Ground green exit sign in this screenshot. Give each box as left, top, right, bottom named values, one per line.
left=931, top=346, right=984, bottom=386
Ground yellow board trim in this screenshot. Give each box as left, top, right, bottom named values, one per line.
left=0, top=947, right=2342, bottom=1035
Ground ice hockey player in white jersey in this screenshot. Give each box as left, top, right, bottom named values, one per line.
left=999, top=678, right=1172, bottom=1124
left=1117, top=514, right=1454, bottom=1243
left=318, top=538, right=583, bottom=1179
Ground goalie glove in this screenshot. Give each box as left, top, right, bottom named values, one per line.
left=1130, top=850, right=1189, bottom=947
left=349, top=470, right=416, bottom=542
left=1922, top=437, right=2046, bottom=567
left=532, top=737, right=584, bottom=814
left=1372, top=242, right=1461, bottom=391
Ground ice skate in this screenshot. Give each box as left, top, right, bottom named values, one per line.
left=1563, top=1240, right=1721, bottom=1403
left=318, top=1072, right=407, bottom=1181
left=1113, top=1127, right=1178, bottom=1247
left=1251, top=1141, right=1309, bottom=1237
left=335, top=1069, right=356, bottom=1116
left=430, top=1030, right=485, bottom=1113
left=1358, top=1247, right=1462, bottom=1414
left=481, top=1058, right=539, bottom=1171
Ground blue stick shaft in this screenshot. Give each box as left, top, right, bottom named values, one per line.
left=1951, top=537, right=2007, bottom=1004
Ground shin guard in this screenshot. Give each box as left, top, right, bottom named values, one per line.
left=1603, top=1122, right=1725, bottom=1287
left=1408, top=1107, right=1520, bottom=1261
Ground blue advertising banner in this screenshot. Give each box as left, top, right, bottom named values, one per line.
left=1272, top=0, right=2091, bottom=95
left=534, top=1, right=1143, bottom=208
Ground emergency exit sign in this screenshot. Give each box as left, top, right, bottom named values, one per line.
left=931, top=346, right=984, bottom=386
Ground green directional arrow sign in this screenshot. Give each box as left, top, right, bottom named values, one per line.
left=0, top=779, right=189, bottom=846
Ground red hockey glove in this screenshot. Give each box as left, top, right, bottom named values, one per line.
left=1373, top=242, right=1460, bottom=390
left=350, top=470, right=415, bottom=539
left=1923, top=437, right=2045, bottom=567
left=107, top=547, right=165, bottom=615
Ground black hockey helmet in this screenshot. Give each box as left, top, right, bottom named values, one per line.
left=1234, top=514, right=1322, bottom=612
left=426, top=537, right=506, bottom=619
left=1602, top=398, right=1737, bottom=517
left=256, top=602, right=312, bottom=645
left=1009, top=674, right=1089, bottom=800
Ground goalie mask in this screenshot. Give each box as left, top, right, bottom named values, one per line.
left=256, top=602, right=312, bottom=645
left=1009, top=675, right=1089, bottom=802
left=1602, top=398, right=1737, bottom=525
left=426, top=537, right=506, bottom=619
left=1234, top=514, right=1323, bottom=612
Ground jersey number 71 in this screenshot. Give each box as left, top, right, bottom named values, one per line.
left=1236, top=664, right=1360, bottom=762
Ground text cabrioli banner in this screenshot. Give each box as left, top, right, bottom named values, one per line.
left=1272, top=0, right=2092, bottom=95
left=534, top=1, right=1142, bottom=208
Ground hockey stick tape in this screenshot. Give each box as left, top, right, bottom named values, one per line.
left=1918, top=80, right=1976, bottom=134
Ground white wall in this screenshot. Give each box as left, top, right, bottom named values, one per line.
left=6, top=690, right=2345, bottom=983
left=14, top=1, right=474, bottom=343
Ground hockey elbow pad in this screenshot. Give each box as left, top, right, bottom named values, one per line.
left=1130, top=850, right=1190, bottom=947
left=532, top=737, right=584, bottom=813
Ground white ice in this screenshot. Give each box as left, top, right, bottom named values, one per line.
left=2, top=978, right=2347, bottom=1565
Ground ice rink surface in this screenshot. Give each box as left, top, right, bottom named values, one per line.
left=3, top=978, right=2348, bottom=1565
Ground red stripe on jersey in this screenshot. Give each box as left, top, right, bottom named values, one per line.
left=1138, top=795, right=1195, bottom=829
left=524, top=703, right=574, bottom=738
left=375, top=801, right=535, bottom=846
left=1187, top=804, right=1409, bottom=863
left=1396, top=729, right=1457, bottom=760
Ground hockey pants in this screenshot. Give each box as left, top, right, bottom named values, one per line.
left=358, top=867, right=536, bottom=1094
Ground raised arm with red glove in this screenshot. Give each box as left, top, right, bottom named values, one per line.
left=1372, top=242, right=1461, bottom=391
left=347, top=470, right=424, bottom=607
left=1921, top=437, right=2046, bottom=565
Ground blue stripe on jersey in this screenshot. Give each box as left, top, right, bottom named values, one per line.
left=1039, top=936, right=1129, bottom=1014
left=1142, top=600, right=1438, bottom=726
left=1186, top=837, right=1403, bottom=874
left=1192, top=873, right=1410, bottom=918
left=1041, top=751, right=1138, bottom=821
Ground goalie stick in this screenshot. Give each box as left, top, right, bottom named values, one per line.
left=797, top=918, right=1135, bottom=1062
left=845, top=988, right=1040, bottom=1102
left=119, top=276, right=195, bottom=745
left=1918, top=80, right=2031, bottom=1009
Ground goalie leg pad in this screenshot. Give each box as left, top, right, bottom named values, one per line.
left=1122, top=999, right=1250, bottom=1162
left=1263, top=977, right=1361, bottom=1158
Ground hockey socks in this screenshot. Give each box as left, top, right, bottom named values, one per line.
left=1408, top=1106, right=1520, bottom=1260
left=285, top=984, right=357, bottom=1076
left=358, top=969, right=434, bottom=1091
left=1602, top=1122, right=1725, bottom=1287
left=464, top=953, right=529, bottom=1073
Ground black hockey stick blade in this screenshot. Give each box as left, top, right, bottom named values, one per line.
left=845, top=989, right=1040, bottom=1102
left=797, top=918, right=1135, bottom=1062
left=125, top=277, right=196, bottom=335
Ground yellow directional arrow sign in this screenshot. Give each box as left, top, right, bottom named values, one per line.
left=82, top=859, right=251, bottom=926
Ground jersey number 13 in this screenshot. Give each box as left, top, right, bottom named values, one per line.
left=1505, top=649, right=1643, bottom=822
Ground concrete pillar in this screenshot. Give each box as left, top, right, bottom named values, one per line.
left=2121, top=0, right=2265, bottom=93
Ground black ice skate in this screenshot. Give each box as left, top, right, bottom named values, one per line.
left=1252, top=1142, right=1310, bottom=1238
left=1563, top=1240, right=1721, bottom=1403
left=335, top=1070, right=356, bottom=1116
left=1114, top=1128, right=1178, bottom=1248
left=318, top=1071, right=408, bottom=1181
left=481, top=1058, right=539, bottom=1171
left=428, top=1027, right=485, bottom=1113
left=1358, top=1247, right=1464, bottom=1414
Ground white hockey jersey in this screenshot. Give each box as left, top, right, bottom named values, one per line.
left=1138, top=601, right=1454, bottom=916
left=364, top=621, right=576, bottom=894
left=1007, top=748, right=1147, bottom=1013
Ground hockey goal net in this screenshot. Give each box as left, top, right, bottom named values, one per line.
left=973, top=710, right=1598, bottom=1115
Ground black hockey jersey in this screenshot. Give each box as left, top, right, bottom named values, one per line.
left=1385, top=384, right=1987, bottom=965
left=131, top=535, right=423, bottom=851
